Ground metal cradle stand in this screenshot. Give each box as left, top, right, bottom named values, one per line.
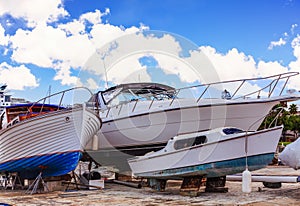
left=0, top=172, right=23, bottom=190
left=25, top=171, right=49, bottom=195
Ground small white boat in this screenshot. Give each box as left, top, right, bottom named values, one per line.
left=128, top=126, right=283, bottom=179
left=0, top=87, right=102, bottom=179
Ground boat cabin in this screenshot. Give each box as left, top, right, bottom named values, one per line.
left=173, top=135, right=207, bottom=150
left=142, top=127, right=245, bottom=158
left=169, top=127, right=245, bottom=151
left=96, top=83, right=176, bottom=108
left=0, top=103, right=64, bottom=129
left=172, top=127, right=244, bottom=150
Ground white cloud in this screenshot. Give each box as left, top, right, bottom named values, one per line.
left=288, top=35, right=300, bottom=89
left=0, top=62, right=38, bottom=90
left=152, top=52, right=201, bottom=83
left=4, top=5, right=144, bottom=87
left=9, top=23, right=95, bottom=85
left=191, top=46, right=294, bottom=97
left=79, top=9, right=109, bottom=25
left=257, top=60, right=289, bottom=77
left=268, top=37, right=287, bottom=50
left=0, top=0, right=68, bottom=27
left=86, top=78, right=99, bottom=90
left=58, top=20, right=85, bottom=36
left=0, top=24, right=9, bottom=46
left=89, top=23, right=141, bottom=49
left=53, top=65, right=79, bottom=86
left=82, top=32, right=294, bottom=92
left=291, top=24, right=298, bottom=34
left=192, top=28, right=300, bottom=93
left=105, top=54, right=151, bottom=84
left=199, top=46, right=257, bottom=81
left=82, top=32, right=183, bottom=84
left=291, top=34, right=300, bottom=59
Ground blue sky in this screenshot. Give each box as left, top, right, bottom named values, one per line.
left=0, top=0, right=300, bottom=102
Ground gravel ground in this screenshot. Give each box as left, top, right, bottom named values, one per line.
left=0, top=166, right=300, bottom=206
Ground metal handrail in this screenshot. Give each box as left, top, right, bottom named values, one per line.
left=26, top=87, right=95, bottom=116
left=170, top=72, right=299, bottom=105
left=104, top=72, right=299, bottom=115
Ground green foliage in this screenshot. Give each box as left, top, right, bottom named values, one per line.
left=260, top=103, right=300, bottom=139
left=289, top=104, right=298, bottom=115
left=278, top=142, right=291, bottom=147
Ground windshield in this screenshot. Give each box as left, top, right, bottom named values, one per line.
left=102, top=87, right=123, bottom=105
left=102, top=87, right=175, bottom=106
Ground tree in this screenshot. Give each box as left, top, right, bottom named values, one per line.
left=285, top=115, right=300, bottom=139
left=289, top=104, right=298, bottom=115
left=260, top=104, right=300, bottom=140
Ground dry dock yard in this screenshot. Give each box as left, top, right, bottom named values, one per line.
left=0, top=166, right=300, bottom=206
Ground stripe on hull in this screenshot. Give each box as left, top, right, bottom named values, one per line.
left=0, top=151, right=82, bottom=179
left=134, top=153, right=275, bottom=179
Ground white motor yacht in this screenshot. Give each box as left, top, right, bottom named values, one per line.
left=86, top=72, right=299, bottom=171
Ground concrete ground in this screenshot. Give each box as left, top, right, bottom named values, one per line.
left=0, top=166, right=300, bottom=206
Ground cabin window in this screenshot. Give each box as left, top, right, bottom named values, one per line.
left=4, top=96, right=10, bottom=102
left=102, top=87, right=123, bottom=105
left=223, top=128, right=244, bottom=135
left=174, top=135, right=207, bottom=150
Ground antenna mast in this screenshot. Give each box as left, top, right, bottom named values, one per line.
left=48, top=85, right=51, bottom=104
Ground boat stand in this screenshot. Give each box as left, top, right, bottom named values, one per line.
left=25, top=172, right=49, bottom=195
left=179, top=176, right=203, bottom=196
left=65, top=171, right=81, bottom=190
left=148, top=179, right=167, bottom=191
left=205, top=176, right=228, bottom=193
left=1, top=172, right=23, bottom=190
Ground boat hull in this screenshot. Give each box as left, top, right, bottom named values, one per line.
left=86, top=97, right=290, bottom=171
left=0, top=151, right=82, bottom=179
left=128, top=126, right=283, bottom=179
left=133, top=153, right=275, bottom=179
left=0, top=106, right=101, bottom=179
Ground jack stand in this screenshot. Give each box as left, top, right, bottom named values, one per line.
left=148, top=179, right=167, bottom=191
left=65, top=171, right=80, bottom=191
left=25, top=172, right=49, bottom=195
left=205, top=176, right=228, bottom=193
left=180, top=176, right=203, bottom=197
left=5, top=172, right=23, bottom=190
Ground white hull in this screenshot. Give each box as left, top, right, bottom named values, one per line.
left=0, top=105, right=101, bottom=177
left=87, top=96, right=292, bottom=151
left=128, top=126, right=283, bottom=178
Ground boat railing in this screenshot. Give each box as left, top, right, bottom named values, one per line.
left=5, top=116, right=20, bottom=128
left=26, top=87, right=97, bottom=116
left=245, top=106, right=285, bottom=132
left=267, top=107, right=285, bottom=128
left=104, top=72, right=298, bottom=114
left=168, top=72, right=299, bottom=106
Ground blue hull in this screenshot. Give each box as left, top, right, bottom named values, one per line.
left=0, top=151, right=82, bottom=179
left=138, top=153, right=275, bottom=179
